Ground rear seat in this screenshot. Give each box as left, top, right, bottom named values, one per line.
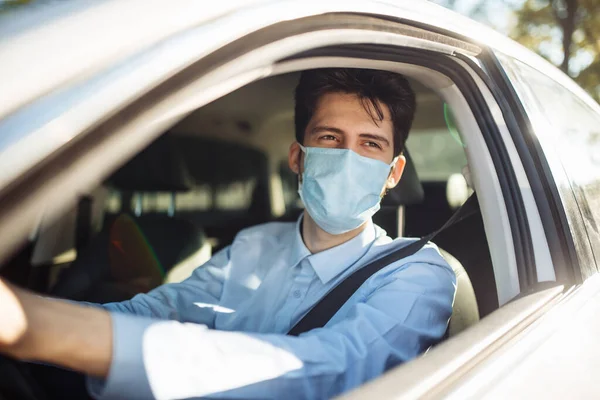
left=50, top=213, right=209, bottom=302
left=51, top=134, right=271, bottom=302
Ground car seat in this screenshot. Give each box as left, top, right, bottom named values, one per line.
left=374, top=152, right=481, bottom=336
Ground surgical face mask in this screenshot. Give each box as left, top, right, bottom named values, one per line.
left=297, top=144, right=397, bottom=235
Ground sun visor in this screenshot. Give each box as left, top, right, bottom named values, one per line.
left=381, top=150, right=424, bottom=206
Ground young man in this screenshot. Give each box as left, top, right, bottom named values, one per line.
left=0, top=68, right=455, bottom=399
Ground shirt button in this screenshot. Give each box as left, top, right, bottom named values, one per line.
left=293, top=290, right=301, bottom=299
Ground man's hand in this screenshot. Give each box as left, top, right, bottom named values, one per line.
left=0, top=278, right=113, bottom=378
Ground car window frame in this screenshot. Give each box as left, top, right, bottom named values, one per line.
left=0, top=11, right=561, bottom=399
left=0, top=14, right=480, bottom=264
left=492, top=52, right=598, bottom=282
left=340, top=284, right=565, bottom=399
left=395, top=17, right=584, bottom=291
left=0, top=7, right=536, bottom=310
left=448, top=55, right=557, bottom=286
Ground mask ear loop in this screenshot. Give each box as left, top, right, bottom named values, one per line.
left=382, top=155, right=400, bottom=198
left=297, top=144, right=307, bottom=185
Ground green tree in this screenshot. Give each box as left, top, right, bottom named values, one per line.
left=512, top=0, right=600, bottom=101
left=433, top=0, right=600, bottom=102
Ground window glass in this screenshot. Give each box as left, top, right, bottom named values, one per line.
left=105, top=181, right=256, bottom=214
left=105, top=190, right=122, bottom=214
left=175, top=185, right=213, bottom=211
left=138, top=192, right=172, bottom=213
left=213, top=180, right=256, bottom=210
left=499, top=55, right=600, bottom=275
left=405, top=128, right=467, bottom=181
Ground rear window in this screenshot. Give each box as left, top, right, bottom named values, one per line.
left=105, top=180, right=257, bottom=215
left=405, top=128, right=467, bottom=181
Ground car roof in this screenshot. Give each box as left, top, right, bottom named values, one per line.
left=0, top=0, right=570, bottom=121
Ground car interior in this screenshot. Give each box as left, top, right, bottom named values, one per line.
left=0, top=71, right=497, bottom=328
left=0, top=71, right=500, bottom=400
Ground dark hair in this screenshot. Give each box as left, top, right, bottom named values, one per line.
left=294, top=68, right=416, bottom=156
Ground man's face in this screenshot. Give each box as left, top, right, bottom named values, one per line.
left=304, top=92, right=396, bottom=163
left=289, top=92, right=405, bottom=191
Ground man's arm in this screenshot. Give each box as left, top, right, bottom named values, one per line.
left=0, top=279, right=113, bottom=377
left=0, top=246, right=232, bottom=378
left=99, top=246, right=231, bottom=327
left=1, top=259, right=454, bottom=400
left=102, top=260, right=455, bottom=400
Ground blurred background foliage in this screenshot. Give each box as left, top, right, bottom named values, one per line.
left=433, top=0, right=600, bottom=102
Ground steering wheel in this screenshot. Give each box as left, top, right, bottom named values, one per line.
left=0, top=354, right=46, bottom=400
left=0, top=355, right=93, bottom=400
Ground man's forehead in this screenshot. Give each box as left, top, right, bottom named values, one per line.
left=311, top=92, right=393, bottom=133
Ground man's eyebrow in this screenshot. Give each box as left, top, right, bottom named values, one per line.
left=311, top=125, right=345, bottom=135
left=359, top=133, right=390, bottom=147
left=310, top=126, right=391, bottom=147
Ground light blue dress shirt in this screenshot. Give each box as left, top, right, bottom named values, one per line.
left=89, top=216, right=456, bottom=400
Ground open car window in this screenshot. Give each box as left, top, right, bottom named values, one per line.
left=7, top=71, right=495, bottom=328
left=0, top=7, right=561, bottom=398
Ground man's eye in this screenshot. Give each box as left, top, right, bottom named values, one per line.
left=320, top=135, right=337, bottom=141
left=365, top=141, right=382, bottom=149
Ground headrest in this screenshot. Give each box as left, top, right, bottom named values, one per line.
left=176, top=136, right=268, bottom=186
left=108, top=135, right=193, bottom=192
left=381, top=150, right=424, bottom=206
left=107, top=135, right=269, bottom=192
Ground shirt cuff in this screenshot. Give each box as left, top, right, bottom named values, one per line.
left=87, top=312, right=156, bottom=400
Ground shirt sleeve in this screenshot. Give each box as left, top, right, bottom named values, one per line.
left=100, top=246, right=231, bottom=327
left=89, top=261, right=455, bottom=400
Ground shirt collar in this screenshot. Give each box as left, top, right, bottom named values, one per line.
left=289, top=214, right=378, bottom=284
left=289, top=215, right=312, bottom=268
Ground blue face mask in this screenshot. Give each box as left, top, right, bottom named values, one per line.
left=298, top=145, right=397, bottom=235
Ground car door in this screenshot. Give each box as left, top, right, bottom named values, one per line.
left=342, top=38, right=600, bottom=400
left=0, top=1, right=579, bottom=399
left=494, top=53, right=600, bottom=279
left=455, top=51, right=600, bottom=400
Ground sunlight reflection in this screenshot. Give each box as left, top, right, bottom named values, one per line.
left=0, top=279, right=28, bottom=345
left=244, top=274, right=262, bottom=290
left=194, top=302, right=235, bottom=314
left=144, top=322, right=303, bottom=399
left=164, top=242, right=212, bottom=284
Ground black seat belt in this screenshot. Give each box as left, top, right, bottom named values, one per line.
left=288, top=194, right=479, bottom=336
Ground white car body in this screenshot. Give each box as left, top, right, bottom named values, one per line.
left=1, top=1, right=600, bottom=398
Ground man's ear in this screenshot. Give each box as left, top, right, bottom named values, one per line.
left=288, top=142, right=303, bottom=175
left=385, top=155, right=406, bottom=190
